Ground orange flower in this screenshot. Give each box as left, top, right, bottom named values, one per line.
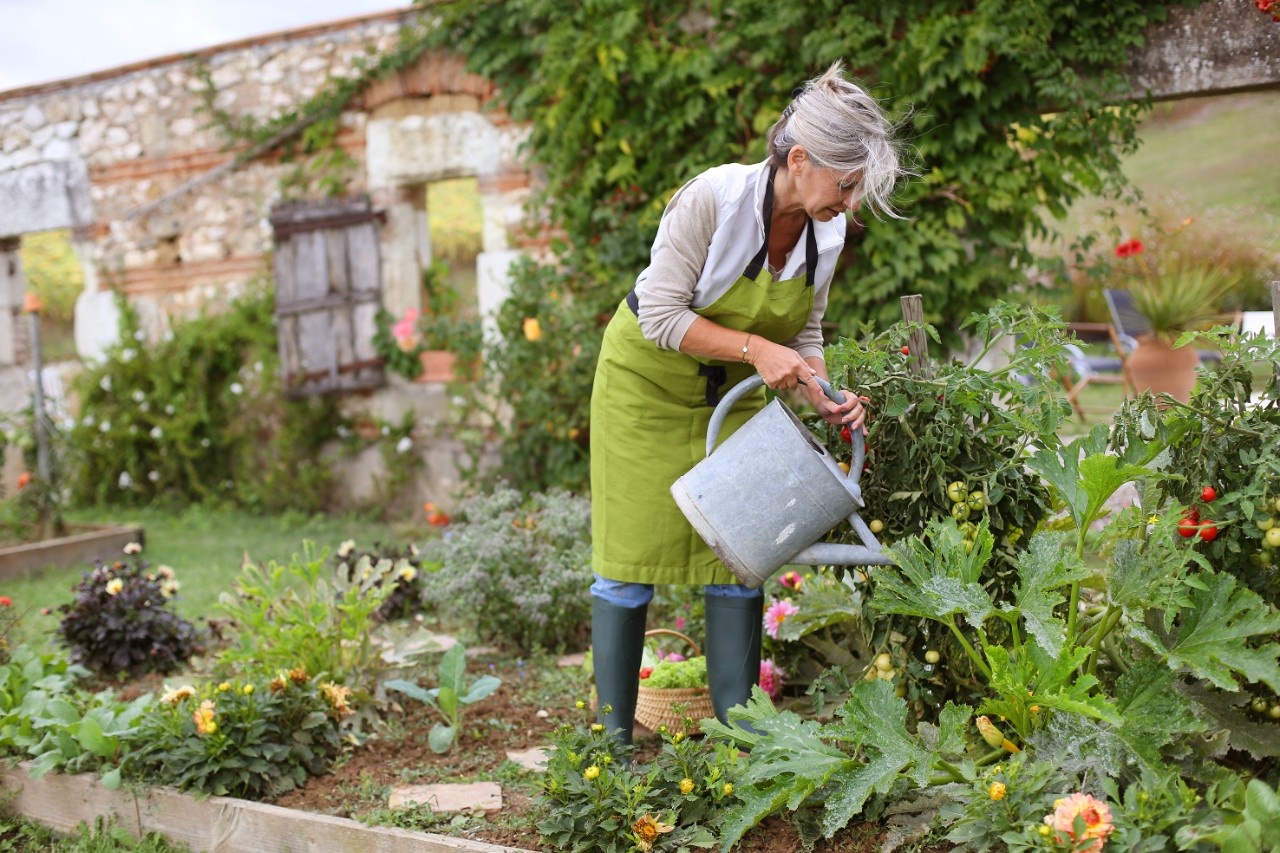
left=423, top=502, right=451, bottom=526
left=522, top=317, right=543, bottom=342
left=16, top=472, right=30, bottom=490
left=193, top=699, right=217, bottom=735
left=631, top=814, right=674, bottom=852
left=1044, top=792, right=1114, bottom=853
left=976, top=716, right=1021, bottom=753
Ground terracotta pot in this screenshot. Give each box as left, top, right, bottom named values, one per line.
left=1126, top=334, right=1199, bottom=403
left=415, top=350, right=458, bottom=383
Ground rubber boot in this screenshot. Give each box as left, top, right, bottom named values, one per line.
left=703, top=593, right=763, bottom=729
left=591, top=596, right=648, bottom=745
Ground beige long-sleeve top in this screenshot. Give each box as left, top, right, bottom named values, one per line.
left=632, top=160, right=848, bottom=361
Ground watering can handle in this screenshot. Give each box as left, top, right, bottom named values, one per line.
left=704, top=375, right=865, bottom=480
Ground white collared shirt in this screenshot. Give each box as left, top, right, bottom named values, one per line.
left=632, top=159, right=847, bottom=359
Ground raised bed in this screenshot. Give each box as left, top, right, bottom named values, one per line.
left=0, top=524, right=144, bottom=580
left=1, top=763, right=536, bottom=853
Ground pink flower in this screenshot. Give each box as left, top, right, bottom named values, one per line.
left=778, top=570, right=803, bottom=591
left=663, top=652, right=685, bottom=663
left=674, top=616, right=685, bottom=631
left=758, top=659, right=785, bottom=699
left=1044, top=793, right=1114, bottom=853
left=763, top=598, right=799, bottom=639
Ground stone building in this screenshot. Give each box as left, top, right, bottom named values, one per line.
left=0, top=8, right=536, bottom=508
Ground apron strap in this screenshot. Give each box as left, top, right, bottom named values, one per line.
left=742, top=166, right=818, bottom=287
left=697, top=364, right=728, bottom=406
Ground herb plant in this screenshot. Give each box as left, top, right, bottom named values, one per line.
left=384, top=643, right=501, bottom=753
left=56, top=546, right=203, bottom=679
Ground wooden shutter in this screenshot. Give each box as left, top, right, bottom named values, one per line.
left=270, top=197, right=384, bottom=397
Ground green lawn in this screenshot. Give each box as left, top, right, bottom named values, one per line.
left=6, top=506, right=432, bottom=654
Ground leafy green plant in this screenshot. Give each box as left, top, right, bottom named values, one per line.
left=384, top=643, right=501, bottom=753
left=64, top=289, right=340, bottom=513
left=332, top=540, right=425, bottom=622
left=214, top=545, right=420, bottom=706
left=55, top=545, right=203, bottom=679
left=371, top=261, right=484, bottom=381
left=124, top=673, right=349, bottom=798
left=641, top=657, right=706, bottom=690
left=536, top=701, right=737, bottom=853
left=419, top=488, right=592, bottom=653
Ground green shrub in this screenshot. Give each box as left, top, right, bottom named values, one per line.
left=419, top=488, right=592, bottom=653
left=55, top=545, right=203, bottom=679
left=125, top=673, right=348, bottom=798
left=65, top=289, right=339, bottom=513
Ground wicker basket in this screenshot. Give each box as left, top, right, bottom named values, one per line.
left=634, top=629, right=715, bottom=735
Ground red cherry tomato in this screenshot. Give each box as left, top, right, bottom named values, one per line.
left=901, top=345, right=910, bottom=355
left=1201, top=486, right=1217, bottom=503
left=1177, top=517, right=1199, bottom=538
left=841, top=425, right=852, bottom=444
left=1197, top=521, right=1218, bottom=542
left=1183, top=507, right=1200, bottom=522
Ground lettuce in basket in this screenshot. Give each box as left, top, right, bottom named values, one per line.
left=640, top=656, right=707, bottom=689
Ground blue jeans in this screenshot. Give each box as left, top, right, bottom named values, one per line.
left=590, top=574, right=762, bottom=608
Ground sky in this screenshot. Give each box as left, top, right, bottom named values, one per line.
left=0, top=1, right=410, bottom=91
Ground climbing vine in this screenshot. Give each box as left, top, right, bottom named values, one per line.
left=424, top=0, right=1201, bottom=492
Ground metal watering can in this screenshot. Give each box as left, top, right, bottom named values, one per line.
left=671, top=375, right=895, bottom=589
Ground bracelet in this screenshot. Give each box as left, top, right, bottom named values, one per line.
left=740, top=333, right=752, bottom=364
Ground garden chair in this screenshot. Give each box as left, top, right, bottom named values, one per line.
left=1040, top=321, right=1131, bottom=422
left=1240, top=310, right=1276, bottom=338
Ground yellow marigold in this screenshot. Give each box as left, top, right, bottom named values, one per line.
left=679, top=778, right=694, bottom=794
left=522, top=317, right=543, bottom=342
left=591, top=723, right=604, bottom=732
left=631, top=814, right=675, bottom=852
left=1044, top=792, right=1114, bottom=853
left=242, top=684, right=254, bottom=695
left=289, top=666, right=308, bottom=684
left=584, top=765, right=601, bottom=781
left=989, top=782, right=1007, bottom=801
left=575, top=700, right=586, bottom=710
left=218, top=682, right=231, bottom=692
left=193, top=700, right=217, bottom=735
left=105, top=578, right=124, bottom=596
left=723, top=782, right=734, bottom=796
left=673, top=732, right=685, bottom=744
left=320, top=681, right=354, bottom=716
left=160, top=685, right=195, bottom=706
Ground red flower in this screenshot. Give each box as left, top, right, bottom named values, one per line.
left=638, top=667, right=653, bottom=679
left=0, top=597, right=11, bottom=607
left=16, top=472, right=30, bottom=489
left=1114, top=239, right=1145, bottom=258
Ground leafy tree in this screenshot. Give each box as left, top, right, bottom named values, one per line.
left=425, top=0, right=1195, bottom=492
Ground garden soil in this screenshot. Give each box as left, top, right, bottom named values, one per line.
left=259, top=658, right=953, bottom=853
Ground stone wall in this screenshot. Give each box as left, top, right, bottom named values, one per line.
left=0, top=9, right=534, bottom=511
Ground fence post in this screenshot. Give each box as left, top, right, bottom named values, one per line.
left=900, top=294, right=928, bottom=376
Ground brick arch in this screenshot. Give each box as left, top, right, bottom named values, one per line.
left=357, top=50, right=499, bottom=114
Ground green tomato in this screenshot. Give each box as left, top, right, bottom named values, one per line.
left=1267, top=527, right=1280, bottom=549
left=951, top=502, right=971, bottom=522
left=1258, top=515, right=1276, bottom=532
left=874, top=653, right=894, bottom=673
left=946, top=481, right=968, bottom=504
left=1271, top=704, right=1280, bottom=720
left=924, top=650, right=941, bottom=665
left=1252, top=698, right=1270, bottom=714
left=967, top=490, right=986, bottom=511
left=1274, top=498, right=1280, bottom=514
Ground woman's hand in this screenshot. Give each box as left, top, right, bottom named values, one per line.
left=751, top=339, right=817, bottom=391
left=815, top=390, right=868, bottom=429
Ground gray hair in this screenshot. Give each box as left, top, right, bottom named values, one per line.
left=767, top=60, right=906, bottom=220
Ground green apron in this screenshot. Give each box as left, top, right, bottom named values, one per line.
left=591, top=170, right=819, bottom=585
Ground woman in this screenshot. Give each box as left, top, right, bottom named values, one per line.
left=589, top=61, right=904, bottom=743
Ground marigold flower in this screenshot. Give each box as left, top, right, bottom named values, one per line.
left=193, top=699, right=217, bottom=734
left=161, top=685, right=195, bottom=705
left=1044, top=792, right=1114, bottom=853
left=575, top=700, right=586, bottom=710
left=722, top=782, right=734, bottom=796
left=242, top=684, right=254, bottom=695
left=591, top=723, right=605, bottom=732
left=989, top=782, right=1007, bottom=800
left=763, top=598, right=799, bottom=639
left=289, top=666, right=308, bottom=684
left=320, top=681, right=354, bottom=716
left=584, top=765, right=600, bottom=780
left=679, top=778, right=694, bottom=794
left=105, top=578, right=124, bottom=596
left=269, top=674, right=289, bottom=693
left=631, top=814, right=675, bottom=852
left=522, top=317, right=543, bottom=342
left=218, top=682, right=231, bottom=692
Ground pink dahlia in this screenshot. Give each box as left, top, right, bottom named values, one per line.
left=763, top=598, right=799, bottom=639
left=758, top=659, right=785, bottom=699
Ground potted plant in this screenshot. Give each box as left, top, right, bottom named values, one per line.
left=372, top=261, right=483, bottom=383
left=1109, top=229, right=1238, bottom=403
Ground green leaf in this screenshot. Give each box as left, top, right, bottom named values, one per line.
left=1028, top=427, right=1154, bottom=532
left=384, top=679, right=438, bottom=709
left=1112, top=660, right=1205, bottom=772
left=437, top=643, right=466, bottom=695
left=427, top=723, right=455, bottom=754
left=437, top=685, right=459, bottom=720
left=74, top=717, right=114, bottom=759
left=1138, top=571, right=1280, bottom=693
left=1003, top=531, right=1088, bottom=657
left=877, top=520, right=993, bottom=627
left=99, top=767, right=122, bottom=790
left=461, top=675, right=502, bottom=705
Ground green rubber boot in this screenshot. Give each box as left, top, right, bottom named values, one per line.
left=591, top=596, right=648, bottom=745
left=704, top=593, right=763, bottom=728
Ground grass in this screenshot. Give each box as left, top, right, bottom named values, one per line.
left=5, top=505, right=432, bottom=654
